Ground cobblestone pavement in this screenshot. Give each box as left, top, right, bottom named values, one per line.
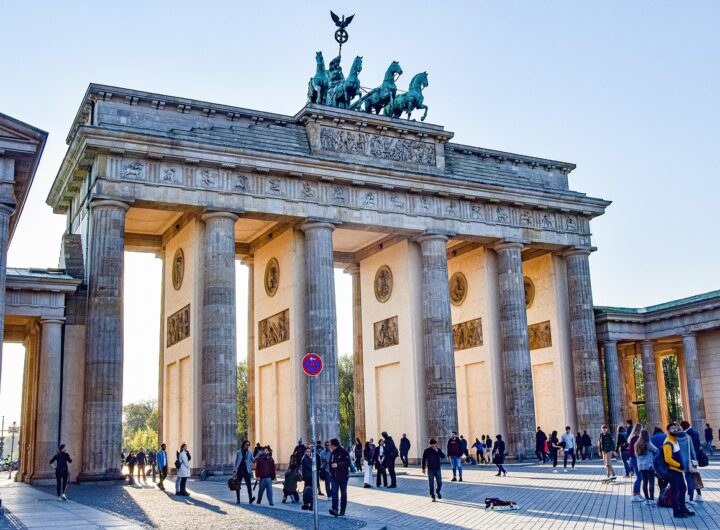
left=4, top=459, right=720, bottom=529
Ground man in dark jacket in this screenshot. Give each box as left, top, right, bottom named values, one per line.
left=301, top=446, right=323, bottom=496
left=328, top=438, right=350, bottom=517
left=447, top=431, right=463, bottom=482
left=399, top=434, right=411, bottom=467
left=704, top=423, right=714, bottom=455
left=255, top=447, right=276, bottom=506
left=50, top=444, right=73, bottom=500
left=292, top=439, right=306, bottom=468
left=381, top=432, right=398, bottom=488
left=422, top=439, right=445, bottom=501
left=581, top=431, right=592, bottom=459
left=536, top=427, right=548, bottom=463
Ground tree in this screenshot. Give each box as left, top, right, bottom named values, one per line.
left=122, top=399, right=158, bottom=450
left=237, top=360, right=248, bottom=444
left=338, top=354, right=355, bottom=447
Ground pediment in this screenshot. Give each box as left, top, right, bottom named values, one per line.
left=0, top=113, right=47, bottom=155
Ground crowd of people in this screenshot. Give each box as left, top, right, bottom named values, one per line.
left=46, top=419, right=715, bottom=519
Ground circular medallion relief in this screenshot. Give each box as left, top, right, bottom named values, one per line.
left=374, top=265, right=393, bottom=303
left=264, top=258, right=280, bottom=297
left=172, top=248, right=184, bottom=291
left=449, top=272, right=468, bottom=306
left=524, top=277, right=535, bottom=309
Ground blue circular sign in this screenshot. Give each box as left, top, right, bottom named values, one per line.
left=302, top=353, right=323, bottom=377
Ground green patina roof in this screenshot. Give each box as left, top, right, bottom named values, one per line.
left=595, top=289, right=720, bottom=315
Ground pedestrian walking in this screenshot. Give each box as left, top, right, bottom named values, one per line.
left=156, top=443, right=168, bottom=491
left=472, top=438, right=486, bottom=464
left=627, top=423, right=643, bottom=501
left=493, top=434, right=507, bottom=476
left=291, top=439, right=306, bottom=469
left=399, top=434, right=411, bottom=467
left=485, top=433, right=493, bottom=464
left=373, top=438, right=388, bottom=487
left=703, top=423, right=713, bottom=455
left=616, top=425, right=632, bottom=477
left=320, top=441, right=332, bottom=498
left=354, top=438, right=363, bottom=471
left=677, top=421, right=701, bottom=504
left=548, top=431, right=561, bottom=473
left=49, top=444, right=72, bottom=501
left=253, top=442, right=263, bottom=458
left=147, top=449, right=157, bottom=483
left=282, top=465, right=302, bottom=504
left=328, top=438, right=350, bottom=517
left=662, top=423, right=694, bottom=518
left=301, top=446, right=321, bottom=494
left=535, top=427, right=548, bottom=463
left=233, top=440, right=256, bottom=504
left=634, top=429, right=658, bottom=504
left=255, top=446, right=276, bottom=505
left=447, top=431, right=463, bottom=481
left=381, top=432, right=398, bottom=488
left=598, top=425, right=616, bottom=480
left=176, top=443, right=191, bottom=496
left=125, top=451, right=137, bottom=485
left=460, top=435, right=470, bottom=461
left=421, top=438, right=445, bottom=502
left=561, top=426, right=576, bottom=472
left=363, top=440, right=374, bottom=488
left=136, top=447, right=147, bottom=483
left=581, top=431, right=592, bottom=459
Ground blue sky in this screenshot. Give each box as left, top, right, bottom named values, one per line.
left=1, top=1, right=718, bottom=420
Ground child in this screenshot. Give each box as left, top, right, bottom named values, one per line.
left=282, top=465, right=302, bottom=503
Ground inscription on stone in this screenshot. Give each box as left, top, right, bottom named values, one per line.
left=453, top=317, right=483, bottom=351
left=264, top=258, right=279, bottom=297
left=167, top=304, right=190, bottom=347
left=449, top=272, right=468, bottom=306
left=258, top=309, right=289, bottom=350
left=374, top=316, right=399, bottom=350
left=374, top=265, right=393, bottom=303
left=172, top=248, right=184, bottom=291
left=528, top=320, right=552, bottom=350
left=318, top=127, right=436, bottom=166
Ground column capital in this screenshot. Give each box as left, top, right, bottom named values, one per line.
left=602, top=340, right=618, bottom=347
left=39, top=317, right=65, bottom=325
left=241, top=255, right=254, bottom=267
left=641, top=339, right=654, bottom=346
left=300, top=218, right=338, bottom=232
left=416, top=231, right=453, bottom=245
left=89, top=199, right=130, bottom=211
left=562, top=246, right=597, bottom=258
left=681, top=331, right=697, bottom=339
left=491, top=239, right=528, bottom=252
left=343, top=264, right=360, bottom=276
left=201, top=211, right=239, bottom=223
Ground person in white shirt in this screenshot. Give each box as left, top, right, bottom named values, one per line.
left=561, top=426, right=576, bottom=472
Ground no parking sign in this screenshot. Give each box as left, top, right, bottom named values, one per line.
left=302, top=353, right=323, bottom=377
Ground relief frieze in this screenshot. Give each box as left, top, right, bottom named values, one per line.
left=453, top=317, right=483, bottom=351
left=374, top=316, right=399, bottom=350
left=167, top=304, right=190, bottom=347
left=258, top=309, right=289, bottom=350
left=318, top=126, right=436, bottom=167
left=528, top=320, right=552, bottom=350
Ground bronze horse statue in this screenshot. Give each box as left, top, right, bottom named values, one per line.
left=307, top=51, right=329, bottom=105
left=326, top=55, right=363, bottom=109
left=384, top=71, right=429, bottom=121
left=350, top=60, right=403, bottom=115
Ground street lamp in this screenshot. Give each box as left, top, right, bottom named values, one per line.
left=8, top=422, right=19, bottom=479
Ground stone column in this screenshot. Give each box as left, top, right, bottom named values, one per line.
left=157, top=255, right=165, bottom=444
left=682, top=332, right=707, bottom=427
left=244, top=256, right=256, bottom=444
left=345, top=264, right=366, bottom=443
left=301, top=221, right=339, bottom=442
left=564, top=249, right=605, bottom=434
left=492, top=241, right=536, bottom=458
left=640, top=340, right=662, bottom=428
left=0, top=204, right=13, bottom=388
left=201, top=212, right=239, bottom=470
left=603, top=341, right=623, bottom=430
left=418, top=234, right=458, bottom=450
left=80, top=200, right=129, bottom=481
left=32, top=318, right=64, bottom=480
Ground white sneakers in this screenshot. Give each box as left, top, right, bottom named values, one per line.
left=563, top=468, right=568, bottom=473
left=553, top=469, right=559, bottom=473
left=631, top=495, right=644, bottom=503
left=696, top=494, right=704, bottom=503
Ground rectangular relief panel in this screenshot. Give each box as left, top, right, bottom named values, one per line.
left=453, top=317, right=483, bottom=351
left=167, top=304, right=190, bottom=347
left=528, top=320, right=552, bottom=350
left=258, top=309, right=290, bottom=350
left=374, top=316, right=399, bottom=350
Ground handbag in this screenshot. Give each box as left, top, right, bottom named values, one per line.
left=228, top=477, right=239, bottom=491
left=698, top=450, right=709, bottom=467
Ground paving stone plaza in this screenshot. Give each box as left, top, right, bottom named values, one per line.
left=3, top=460, right=720, bottom=529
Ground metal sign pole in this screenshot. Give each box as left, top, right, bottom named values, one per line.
left=310, top=376, right=318, bottom=530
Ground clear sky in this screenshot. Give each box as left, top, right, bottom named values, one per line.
left=1, top=1, right=718, bottom=427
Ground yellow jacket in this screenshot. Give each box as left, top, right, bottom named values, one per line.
left=663, top=434, right=682, bottom=473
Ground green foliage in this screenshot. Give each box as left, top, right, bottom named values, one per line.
left=662, top=355, right=684, bottom=422
left=631, top=357, right=647, bottom=426
left=338, top=354, right=355, bottom=447
left=237, top=360, right=248, bottom=444
left=122, top=399, right=158, bottom=451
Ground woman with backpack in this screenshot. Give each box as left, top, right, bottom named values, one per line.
left=634, top=429, right=658, bottom=504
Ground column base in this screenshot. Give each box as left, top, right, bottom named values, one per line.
left=77, top=470, right=126, bottom=484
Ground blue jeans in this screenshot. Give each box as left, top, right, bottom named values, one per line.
left=685, top=471, right=695, bottom=500
left=427, top=468, right=442, bottom=497
left=620, top=450, right=631, bottom=475
left=451, top=456, right=463, bottom=478
left=330, top=476, right=348, bottom=513
left=257, top=477, right=274, bottom=505
left=630, top=457, right=641, bottom=495
left=704, top=441, right=714, bottom=455
left=563, top=448, right=576, bottom=469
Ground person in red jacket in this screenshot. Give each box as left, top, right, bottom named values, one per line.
left=255, top=446, right=277, bottom=506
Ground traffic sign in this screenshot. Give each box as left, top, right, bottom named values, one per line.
left=302, top=353, right=323, bottom=377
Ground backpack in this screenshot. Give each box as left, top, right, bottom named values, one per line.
left=658, top=486, right=672, bottom=508
left=653, top=443, right=670, bottom=480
